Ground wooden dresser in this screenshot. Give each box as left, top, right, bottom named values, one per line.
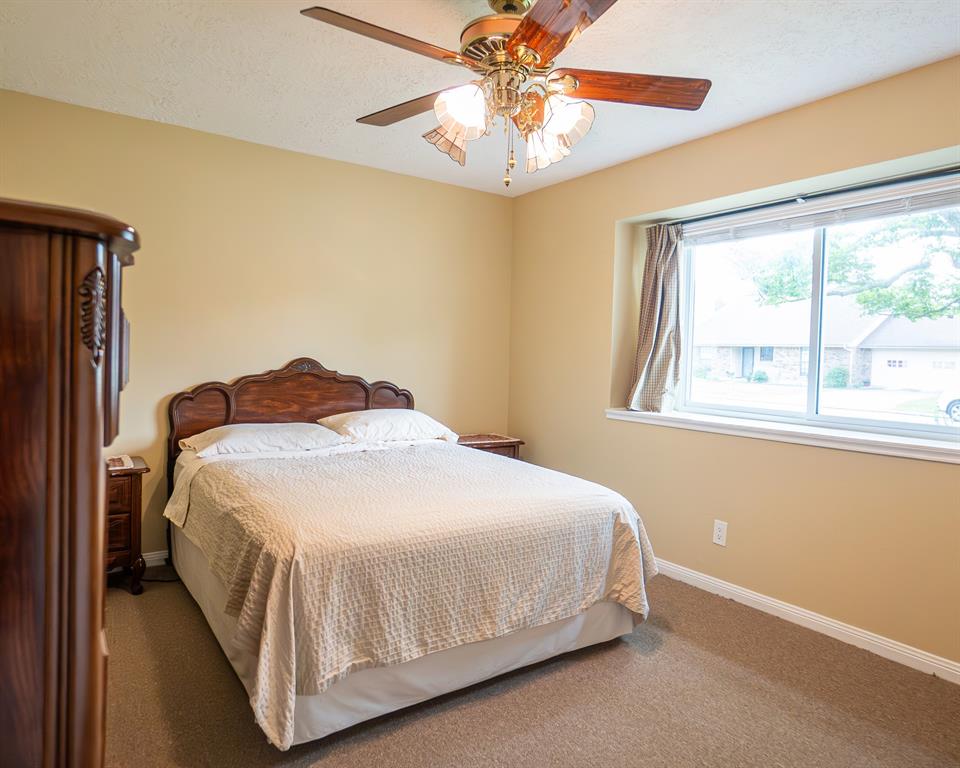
left=106, top=458, right=150, bottom=594
left=0, top=199, right=138, bottom=768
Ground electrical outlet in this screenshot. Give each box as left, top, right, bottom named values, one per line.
left=712, top=519, right=728, bottom=547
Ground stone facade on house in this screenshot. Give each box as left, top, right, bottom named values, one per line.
left=693, top=345, right=873, bottom=386
left=822, top=347, right=873, bottom=387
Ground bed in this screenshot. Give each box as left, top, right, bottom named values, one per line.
left=163, top=358, right=657, bottom=750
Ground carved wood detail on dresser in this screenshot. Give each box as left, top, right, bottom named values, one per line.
left=0, top=198, right=138, bottom=768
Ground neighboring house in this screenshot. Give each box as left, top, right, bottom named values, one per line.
left=693, top=296, right=960, bottom=388
left=862, top=314, right=960, bottom=389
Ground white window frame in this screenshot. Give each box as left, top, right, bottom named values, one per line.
left=672, top=175, right=960, bottom=445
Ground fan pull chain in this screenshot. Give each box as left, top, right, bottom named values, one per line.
left=504, top=118, right=515, bottom=188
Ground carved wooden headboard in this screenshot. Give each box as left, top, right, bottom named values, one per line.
left=166, top=357, right=414, bottom=494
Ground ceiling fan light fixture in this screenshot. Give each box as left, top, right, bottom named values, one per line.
left=434, top=83, right=488, bottom=141
left=423, top=125, right=468, bottom=167
left=543, top=94, right=595, bottom=150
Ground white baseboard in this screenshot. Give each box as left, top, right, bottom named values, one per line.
left=656, top=558, right=960, bottom=685
left=143, top=549, right=168, bottom=568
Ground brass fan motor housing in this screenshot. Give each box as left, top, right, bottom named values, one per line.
left=459, top=14, right=522, bottom=62
left=459, top=14, right=552, bottom=74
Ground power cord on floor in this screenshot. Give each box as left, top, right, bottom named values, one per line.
left=103, top=563, right=179, bottom=585
left=141, top=563, right=181, bottom=583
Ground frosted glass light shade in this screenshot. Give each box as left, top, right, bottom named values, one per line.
left=543, top=94, right=594, bottom=150
left=423, top=125, right=468, bottom=166
left=524, top=129, right=570, bottom=173
left=434, top=84, right=487, bottom=141
left=524, top=94, right=593, bottom=173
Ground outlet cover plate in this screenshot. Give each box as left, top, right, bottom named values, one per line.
left=713, top=519, right=728, bottom=547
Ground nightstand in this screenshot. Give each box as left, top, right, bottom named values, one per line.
left=458, top=433, right=525, bottom=459
left=105, top=456, right=150, bottom=595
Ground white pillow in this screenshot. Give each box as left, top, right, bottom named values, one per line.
left=318, top=409, right=458, bottom=444
left=179, top=422, right=346, bottom=458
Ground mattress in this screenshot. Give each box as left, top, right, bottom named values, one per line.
left=173, top=524, right=636, bottom=745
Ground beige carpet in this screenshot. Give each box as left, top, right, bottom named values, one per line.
left=105, top=572, right=960, bottom=768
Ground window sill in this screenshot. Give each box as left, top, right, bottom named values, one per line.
left=604, top=408, right=960, bottom=464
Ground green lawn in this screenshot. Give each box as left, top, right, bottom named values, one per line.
left=894, top=396, right=939, bottom=416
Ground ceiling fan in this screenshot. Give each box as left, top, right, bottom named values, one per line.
left=301, top=0, right=711, bottom=187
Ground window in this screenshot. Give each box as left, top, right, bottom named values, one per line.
left=680, top=173, right=960, bottom=440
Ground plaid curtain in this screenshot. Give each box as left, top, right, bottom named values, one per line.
left=627, top=223, right=682, bottom=412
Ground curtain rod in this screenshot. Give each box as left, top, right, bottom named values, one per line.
left=641, top=163, right=960, bottom=230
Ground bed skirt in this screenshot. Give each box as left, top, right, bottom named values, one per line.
left=172, top=525, right=636, bottom=746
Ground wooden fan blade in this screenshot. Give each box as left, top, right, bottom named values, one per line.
left=506, top=0, right=617, bottom=65
left=552, top=68, right=712, bottom=110
left=301, top=7, right=472, bottom=68
left=357, top=90, right=447, bottom=127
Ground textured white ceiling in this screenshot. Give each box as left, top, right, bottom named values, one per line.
left=1, top=0, right=957, bottom=196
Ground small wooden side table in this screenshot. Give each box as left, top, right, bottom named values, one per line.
left=105, top=456, right=150, bottom=594
left=457, top=433, right=525, bottom=459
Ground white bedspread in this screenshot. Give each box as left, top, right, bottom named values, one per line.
left=164, top=442, right=656, bottom=749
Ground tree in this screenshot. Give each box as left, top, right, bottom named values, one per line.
left=751, top=209, right=960, bottom=320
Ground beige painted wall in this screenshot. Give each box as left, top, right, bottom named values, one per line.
left=509, top=57, right=960, bottom=661
left=0, top=89, right=513, bottom=553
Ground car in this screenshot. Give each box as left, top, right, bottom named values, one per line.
left=938, top=390, right=960, bottom=422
